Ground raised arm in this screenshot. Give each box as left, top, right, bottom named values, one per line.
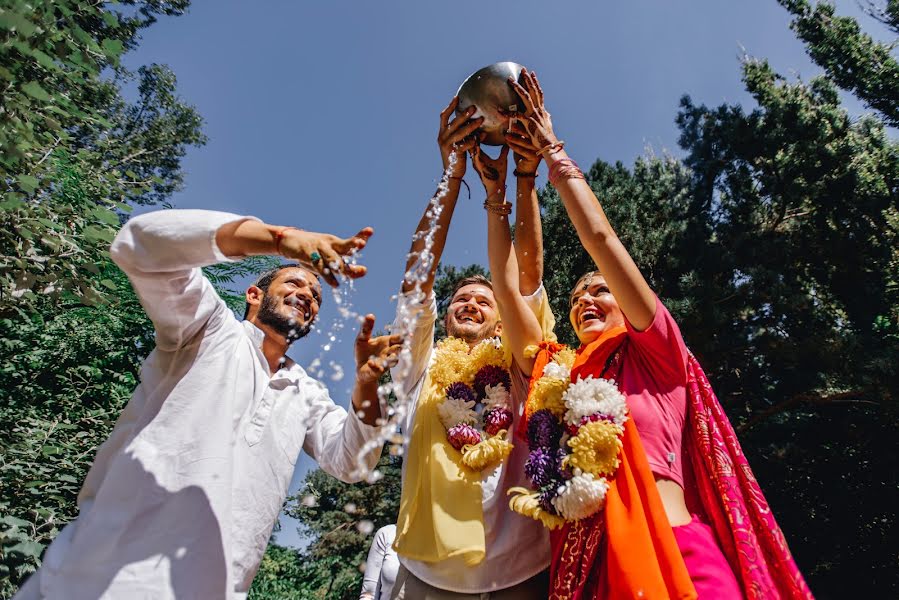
left=506, top=119, right=544, bottom=296
left=402, top=97, right=482, bottom=297
left=510, top=70, right=657, bottom=331
left=111, top=209, right=372, bottom=351
left=471, top=145, right=542, bottom=374
left=301, top=316, right=399, bottom=483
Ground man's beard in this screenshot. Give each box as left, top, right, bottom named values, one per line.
left=446, top=318, right=495, bottom=344
left=256, top=293, right=314, bottom=343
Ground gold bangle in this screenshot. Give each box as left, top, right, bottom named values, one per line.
left=483, top=200, right=512, bottom=216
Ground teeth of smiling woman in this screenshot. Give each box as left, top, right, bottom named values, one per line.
left=581, top=309, right=603, bottom=323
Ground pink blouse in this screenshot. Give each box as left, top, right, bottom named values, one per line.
left=618, top=296, right=690, bottom=486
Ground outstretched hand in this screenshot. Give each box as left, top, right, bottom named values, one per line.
left=508, top=69, right=558, bottom=151
left=470, top=144, right=510, bottom=199
left=505, top=119, right=541, bottom=175
left=354, top=314, right=403, bottom=385
left=439, top=97, right=484, bottom=178
left=279, top=227, right=373, bottom=287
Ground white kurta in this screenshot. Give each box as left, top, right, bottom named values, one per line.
left=17, top=209, right=382, bottom=600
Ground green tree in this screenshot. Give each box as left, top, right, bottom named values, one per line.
left=248, top=544, right=324, bottom=600
left=779, top=0, right=899, bottom=127
left=1, top=0, right=202, bottom=313
left=250, top=453, right=402, bottom=600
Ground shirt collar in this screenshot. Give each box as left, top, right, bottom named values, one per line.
left=241, top=320, right=303, bottom=384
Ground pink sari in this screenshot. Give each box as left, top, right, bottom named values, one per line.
left=686, top=353, right=814, bottom=599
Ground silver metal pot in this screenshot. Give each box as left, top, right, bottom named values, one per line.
left=456, top=61, right=526, bottom=146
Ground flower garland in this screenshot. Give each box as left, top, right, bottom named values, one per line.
left=431, top=337, right=514, bottom=472
left=508, top=347, right=627, bottom=528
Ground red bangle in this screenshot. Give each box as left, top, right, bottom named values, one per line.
left=274, top=226, right=301, bottom=255
left=548, top=158, right=584, bottom=186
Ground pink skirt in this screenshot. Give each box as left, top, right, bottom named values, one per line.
left=672, top=515, right=743, bottom=599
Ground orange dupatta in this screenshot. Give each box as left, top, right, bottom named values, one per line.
left=541, top=326, right=697, bottom=600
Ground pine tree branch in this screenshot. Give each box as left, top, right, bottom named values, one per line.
left=738, top=387, right=879, bottom=432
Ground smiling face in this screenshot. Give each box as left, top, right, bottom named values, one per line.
left=569, top=271, right=626, bottom=345
left=445, top=283, right=501, bottom=344
left=247, top=266, right=322, bottom=342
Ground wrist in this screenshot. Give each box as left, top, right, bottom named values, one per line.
left=514, top=167, right=539, bottom=180
left=483, top=182, right=506, bottom=198
left=352, top=380, right=382, bottom=424
left=442, top=154, right=465, bottom=178
left=539, top=139, right=566, bottom=160
left=483, top=186, right=511, bottom=215
left=273, top=226, right=302, bottom=256
left=542, top=147, right=570, bottom=168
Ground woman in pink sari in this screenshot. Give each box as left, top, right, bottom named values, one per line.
left=469, top=70, right=813, bottom=599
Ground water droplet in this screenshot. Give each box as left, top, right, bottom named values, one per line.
left=356, top=520, right=374, bottom=535
left=343, top=502, right=357, bottom=514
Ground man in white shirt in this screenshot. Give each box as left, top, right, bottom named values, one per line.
left=388, top=100, right=551, bottom=598
left=15, top=209, right=401, bottom=600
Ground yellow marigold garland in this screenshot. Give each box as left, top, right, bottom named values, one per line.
left=461, top=430, right=513, bottom=471
left=527, top=376, right=568, bottom=419
left=433, top=337, right=515, bottom=473
left=507, top=487, right=567, bottom=530
left=564, top=420, right=624, bottom=477
left=510, top=345, right=629, bottom=525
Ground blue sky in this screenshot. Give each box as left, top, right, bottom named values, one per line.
left=124, top=0, right=877, bottom=548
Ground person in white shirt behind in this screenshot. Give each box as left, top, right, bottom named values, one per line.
left=15, top=209, right=401, bottom=600
left=360, top=524, right=399, bottom=600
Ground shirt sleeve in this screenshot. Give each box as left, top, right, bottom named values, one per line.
left=109, top=209, right=258, bottom=352
left=522, top=283, right=557, bottom=342
left=625, top=296, right=690, bottom=386
left=302, top=378, right=383, bottom=483
left=389, top=291, right=437, bottom=398
left=360, top=527, right=391, bottom=598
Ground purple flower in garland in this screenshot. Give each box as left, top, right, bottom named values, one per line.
left=445, top=382, right=477, bottom=403
left=524, top=447, right=566, bottom=488
left=473, top=364, right=511, bottom=398
left=538, top=484, right=561, bottom=514
left=484, top=407, right=514, bottom=436
left=527, top=409, right=563, bottom=449
left=447, top=423, right=482, bottom=450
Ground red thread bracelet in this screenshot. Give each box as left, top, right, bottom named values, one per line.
left=274, top=226, right=301, bottom=255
